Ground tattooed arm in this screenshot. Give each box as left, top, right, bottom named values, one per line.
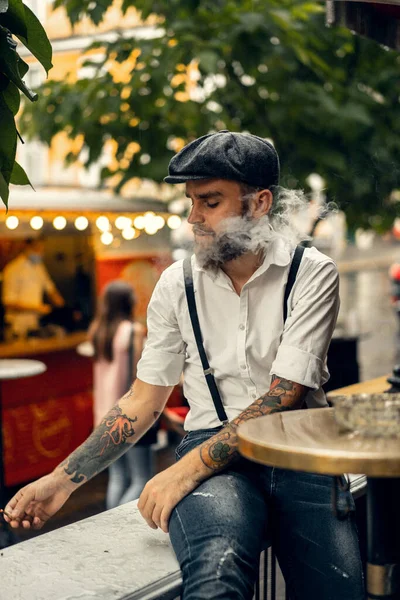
left=138, top=375, right=308, bottom=532
left=198, top=375, right=307, bottom=472
left=4, top=379, right=172, bottom=529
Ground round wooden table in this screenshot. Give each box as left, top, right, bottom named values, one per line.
left=238, top=408, right=400, bottom=600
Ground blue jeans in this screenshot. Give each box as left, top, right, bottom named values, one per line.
left=169, top=428, right=364, bottom=600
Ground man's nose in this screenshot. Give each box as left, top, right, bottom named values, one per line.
left=187, top=204, right=204, bottom=224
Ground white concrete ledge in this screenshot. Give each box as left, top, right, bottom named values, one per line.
left=0, top=501, right=182, bottom=600
left=0, top=477, right=366, bottom=600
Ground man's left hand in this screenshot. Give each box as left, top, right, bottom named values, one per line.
left=138, top=457, right=207, bottom=533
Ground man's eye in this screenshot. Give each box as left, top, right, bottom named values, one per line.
left=206, top=202, right=219, bottom=208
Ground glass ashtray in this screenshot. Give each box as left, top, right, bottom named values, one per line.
left=331, top=393, right=400, bottom=438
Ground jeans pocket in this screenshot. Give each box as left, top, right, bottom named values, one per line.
left=175, top=434, right=192, bottom=460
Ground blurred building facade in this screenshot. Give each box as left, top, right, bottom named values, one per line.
left=1, top=1, right=184, bottom=321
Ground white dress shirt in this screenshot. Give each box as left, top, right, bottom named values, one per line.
left=2, top=254, right=56, bottom=336
left=137, top=236, right=340, bottom=431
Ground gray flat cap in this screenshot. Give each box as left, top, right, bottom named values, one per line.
left=164, top=130, right=279, bottom=189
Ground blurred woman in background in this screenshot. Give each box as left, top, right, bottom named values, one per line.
left=88, top=280, right=156, bottom=509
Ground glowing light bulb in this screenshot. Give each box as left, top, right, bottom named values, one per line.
left=133, top=215, right=145, bottom=229
left=122, top=227, right=137, bottom=240
left=74, top=216, right=89, bottom=231
left=144, top=222, right=159, bottom=235
left=30, top=216, right=43, bottom=230
left=96, top=216, right=110, bottom=232
left=100, top=231, right=113, bottom=245
left=115, top=216, right=132, bottom=230
left=5, top=216, right=19, bottom=230
left=154, top=215, right=165, bottom=230
left=167, top=215, right=182, bottom=230
left=53, top=216, right=67, bottom=230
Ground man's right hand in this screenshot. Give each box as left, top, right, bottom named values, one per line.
left=3, top=473, right=73, bottom=530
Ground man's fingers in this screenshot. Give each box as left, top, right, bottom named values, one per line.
left=160, top=505, right=172, bottom=534
left=21, top=517, right=33, bottom=529
left=7, top=518, right=22, bottom=529
left=5, top=490, right=22, bottom=514
left=138, top=494, right=158, bottom=529
left=151, top=503, right=163, bottom=530
left=32, top=516, right=45, bottom=530
left=7, top=487, right=34, bottom=521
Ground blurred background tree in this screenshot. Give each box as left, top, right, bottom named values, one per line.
left=19, top=0, right=400, bottom=232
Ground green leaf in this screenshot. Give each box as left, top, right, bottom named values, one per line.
left=2, top=80, right=20, bottom=114
left=10, top=160, right=32, bottom=187
left=0, top=72, right=8, bottom=91
left=0, top=0, right=27, bottom=38
left=0, top=26, right=37, bottom=100
left=16, top=5, right=52, bottom=74
left=0, top=92, right=17, bottom=186
left=0, top=171, right=9, bottom=208
left=0, top=0, right=8, bottom=14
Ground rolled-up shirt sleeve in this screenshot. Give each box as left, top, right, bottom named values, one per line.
left=137, top=270, right=186, bottom=386
left=270, top=258, right=340, bottom=389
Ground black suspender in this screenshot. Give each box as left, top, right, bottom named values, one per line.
left=283, top=245, right=305, bottom=323
left=183, top=257, right=229, bottom=424
left=183, top=245, right=305, bottom=425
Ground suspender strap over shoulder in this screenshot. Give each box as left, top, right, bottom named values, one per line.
left=283, top=245, right=305, bottom=324
left=183, top=257, right=229, bottom=425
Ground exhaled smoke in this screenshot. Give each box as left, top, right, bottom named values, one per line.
left=194, top=186, right=337, bottom=272
left=194, top=214, right=277, bottom=272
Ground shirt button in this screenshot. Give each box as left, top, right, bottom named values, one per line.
left=252, top=393, right=257, bottom=399
left=239, top=324, right=245, bottom=331
left=240, top=364, right=246, bottom=370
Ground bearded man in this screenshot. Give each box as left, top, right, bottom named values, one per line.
left=5, top=131, right=364, bottom=600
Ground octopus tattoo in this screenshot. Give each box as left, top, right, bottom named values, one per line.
left=61, top=406, right=138, bottom=485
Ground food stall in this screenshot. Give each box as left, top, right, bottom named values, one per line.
left=0, top=188, right=182, bottom=486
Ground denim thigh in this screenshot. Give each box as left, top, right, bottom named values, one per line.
left=170, top=429, right=269, bottom=600
left=271, top=469, right=365, bottom=600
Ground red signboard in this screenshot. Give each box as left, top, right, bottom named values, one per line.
left=2, top=349, right=93, bottom=486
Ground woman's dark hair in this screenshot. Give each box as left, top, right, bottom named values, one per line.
left=90, top=280, right=136, bottom=362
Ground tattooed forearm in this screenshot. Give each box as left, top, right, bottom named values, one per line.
left=199, top=376, right=307, bottom=472
left=60, top=406, right=138, bottom=485
left=199, top=423, right=238, bottom=471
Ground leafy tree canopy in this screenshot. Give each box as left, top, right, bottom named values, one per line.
left=0, top=0, right=52, bottom=207
left=19, top=0, right=400, bottom=231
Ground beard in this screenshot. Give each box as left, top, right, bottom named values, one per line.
left=194, top=228, right=248, bottom=271
left=194, top=212, right=273, bottom=272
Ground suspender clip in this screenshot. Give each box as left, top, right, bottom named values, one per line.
left=204, top=367, right=213, bottom=376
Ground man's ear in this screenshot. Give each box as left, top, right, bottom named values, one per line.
left=252, top=189, right=273, bottom=218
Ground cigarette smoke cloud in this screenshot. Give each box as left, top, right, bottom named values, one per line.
left=194, top=186, right=336, bottom=271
